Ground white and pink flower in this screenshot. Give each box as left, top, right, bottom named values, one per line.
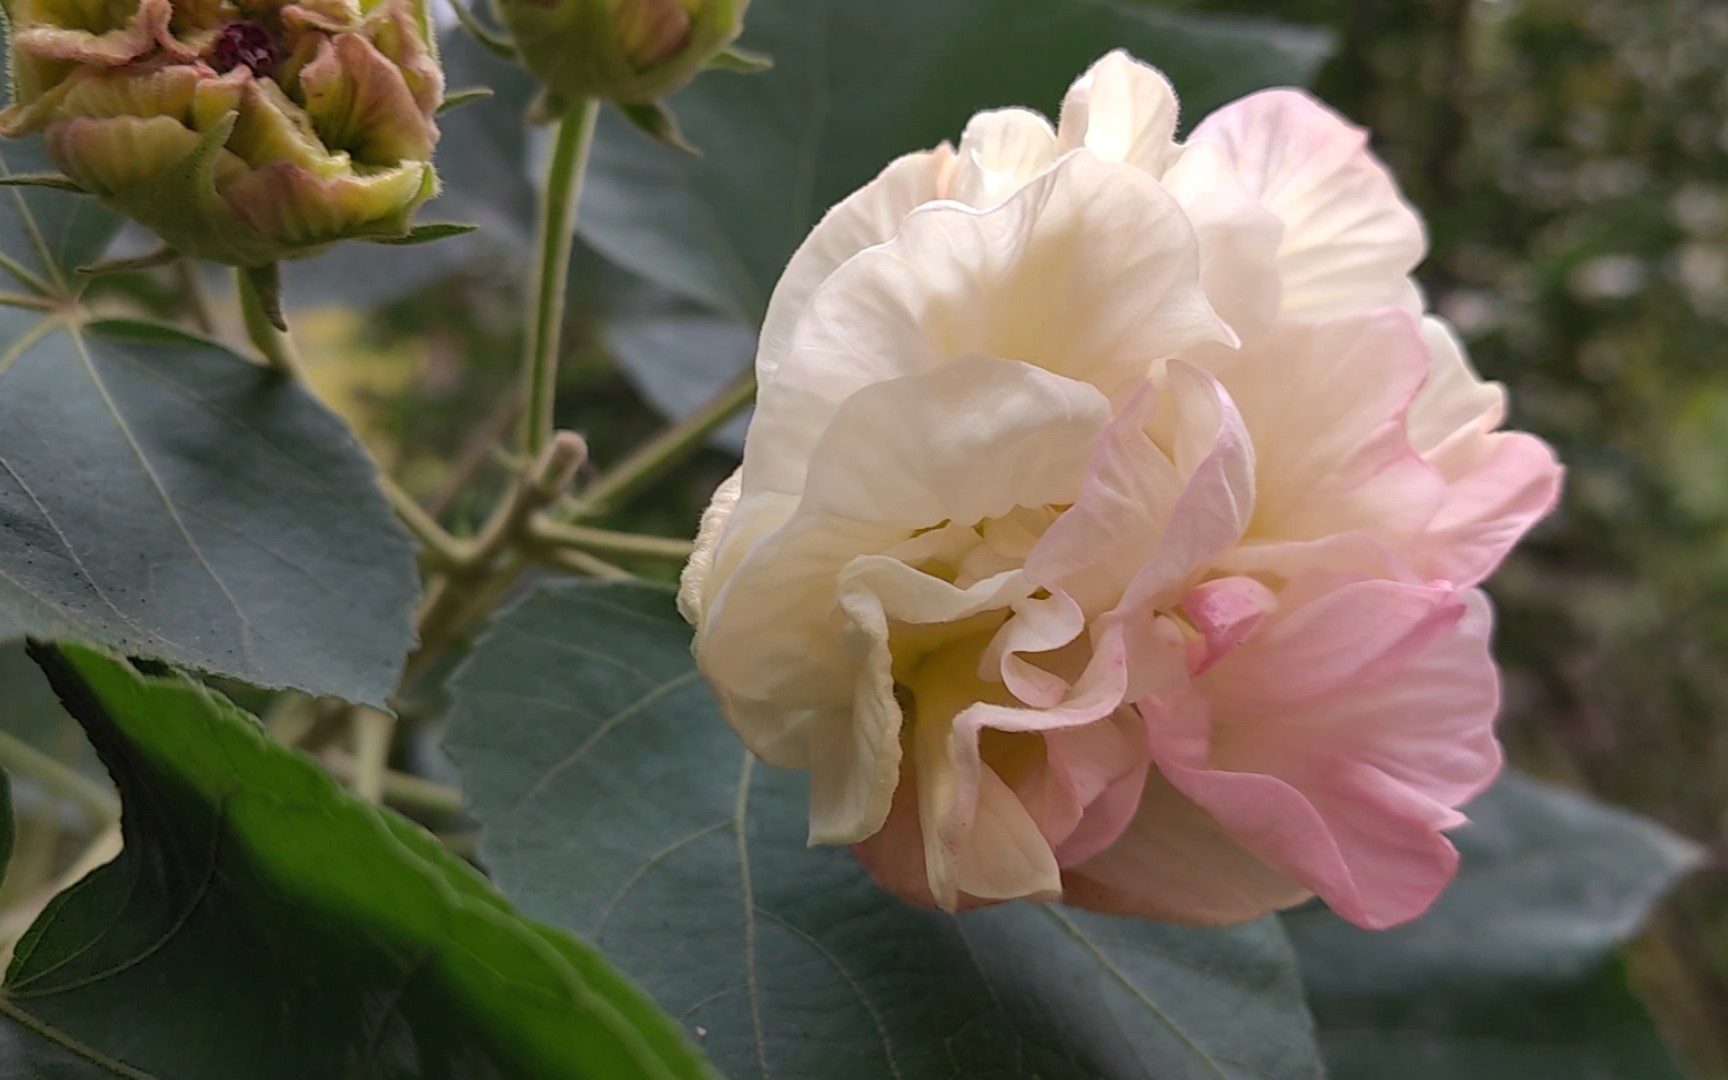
left=679, top=52, right=1562, bottom=929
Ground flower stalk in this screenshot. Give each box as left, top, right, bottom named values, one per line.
left=524, top=99, right=601, bottom=457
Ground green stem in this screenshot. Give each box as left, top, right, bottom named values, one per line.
left=323, top=751, right=464, bottom=818
left=523, top=98, right=600, bottom=457
left=0, top=729, right=119, bottom=824
left=530, top=519, right=694, bottom=562
left=379, top=474, right=468, bottom=570
left=574, top=369, right=756, bottom=517
left=236, top=266, right=299, bottom=374
left=350, top=707, right=396, bottom=805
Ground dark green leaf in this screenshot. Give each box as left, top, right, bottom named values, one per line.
left=578, top=0, right=1332, bottom=322
left=0, top=318, right=419, bottom=707
left=445, top=582, right=1323, bottom=1080
left=0, top=642, right=719, bottom=1080
left=1287, top=771, right=1704, bottom=1079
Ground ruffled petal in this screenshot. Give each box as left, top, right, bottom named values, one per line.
left=1056, top=49, right=1181, bottom=175
left=1064, top=769, right=1310, bottom=924
left=1188, top=89, right=1425, bottom=319
left=746, top=150, right=1231, bottom=499
left=1198, top=310, right=1444, bottom=550
left=756, top=147, right=953, bottom=388
left=1142, top=579, right=1499, bottom=929
left=945, top=107, right=1058, bottom=209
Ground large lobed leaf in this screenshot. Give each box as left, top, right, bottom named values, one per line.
left=0, top=318, right=419, bottom=707
left=445, top=582, right=1324, bottom=1080
left=1289, top=772, right=1705, bottom=1078
left=578, top=0, right=1332, bottom=325
left=0, top=643, right=719, bottom=1080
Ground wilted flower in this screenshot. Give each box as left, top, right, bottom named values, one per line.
left=0, top=0, right=444, bottom=266
left=498, top=0, right=748, bottom=107
left=680, top=53, right=1563, bottom=929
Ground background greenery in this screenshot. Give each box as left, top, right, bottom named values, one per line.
left=0, top=0, right=1720, bottom=1075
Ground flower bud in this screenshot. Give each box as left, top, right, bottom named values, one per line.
left=498, top=0, right=748, bottom=107
left=0, top=0, right=444, bottom=266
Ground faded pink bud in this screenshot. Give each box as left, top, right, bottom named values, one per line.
left=0, top=0, right=444, bottom=265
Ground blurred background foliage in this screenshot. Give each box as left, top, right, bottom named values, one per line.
left=51, top=0, right=1726, bottom=1071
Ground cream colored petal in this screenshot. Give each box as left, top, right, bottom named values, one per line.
left=756, top=147, right=953, bottom=389
left=677, top=466, right=741, bottom=628
left=1405, top=316, right=1507, bottom=456
left=746, top=150, right=1229, bottom=500
left=1056, top=49, right=1182, bottom=175
left=697, top=358, right=1106, bottom=766
left=945, top=107, right=1058, bottom=209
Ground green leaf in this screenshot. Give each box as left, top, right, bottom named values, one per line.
left=0, top=141, right=123, bottom=300
left=0, top=317, right=419, bottom=707
left=578, top=0, right=1332, bottom=322
left=1286, top=772, right=1705, bottom=1079
left=445, top=582, right=1324, bottom=1080
left=0, top=642, right=720, bottom=1080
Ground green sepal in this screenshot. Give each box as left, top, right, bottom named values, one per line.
left=448, top=0, right=517, bottom=60
left=0, top=172, right=87, bottom=193
left=76, top=244, right=180, bottom=276
left=707, top=45, right=773, bottom=75
left=243, top=262, right=287, bottom=332
left=437, top=87, right=496, bottom=114
left=617, top=100, right=698, bottom=155
left=363, top=221, right=479, bottom=245
left=99, top=111, right=277, bottom=268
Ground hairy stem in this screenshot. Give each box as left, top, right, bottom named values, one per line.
left=530, top=519, right=695, bottom=562
left=236, top=265, right=299, bottom=374
left=574, top=368, right=756, bottom=517
left=523, top=98, right=600, bottom=457
left=0, top=729, right=118, bottom=824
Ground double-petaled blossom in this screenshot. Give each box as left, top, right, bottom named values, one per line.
left=497, top=0, right=748, bottom=108
left=680, top=52, right=1563, bottom=929
left=0, top=0, right=443, bottom=265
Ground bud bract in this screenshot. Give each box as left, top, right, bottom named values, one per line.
left=1, top=0, right=444, bottom=266
left=497, top=0, right=747, bottom=107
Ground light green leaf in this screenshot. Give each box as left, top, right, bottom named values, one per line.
left=1287, top=771, right=1704, bottom=1079
left=0, top=318, right=419, bottom=707
left=0, top=642, right=720, bottom=1080
left=445, top=582, right=1324, bottom=1080
left=577, top=0, right=1332, bottom=322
